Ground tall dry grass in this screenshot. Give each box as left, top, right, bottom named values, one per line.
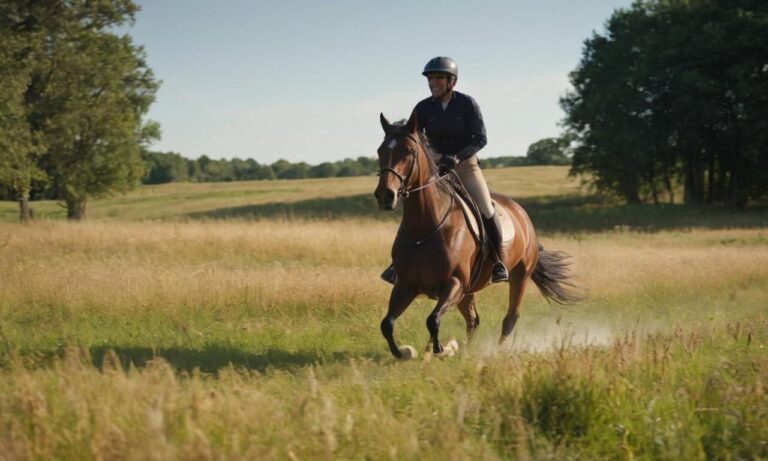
left=1, top=197, right=767, bottom=458
left=2, top=222, right=766, bottom=332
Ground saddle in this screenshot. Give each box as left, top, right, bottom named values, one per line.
left=449, top=178, right=515, bottom=290
left=454, top=190, right=515, bottom=244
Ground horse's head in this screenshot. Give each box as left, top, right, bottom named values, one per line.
left=374, top=112, right=420, bottom=210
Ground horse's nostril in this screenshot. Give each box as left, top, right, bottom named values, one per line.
left=385, top=190, right=395, bottom=202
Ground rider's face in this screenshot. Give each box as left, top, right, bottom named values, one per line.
left=427, top=73, right=454, bottom=100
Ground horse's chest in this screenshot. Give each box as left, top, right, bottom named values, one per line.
left=392, top=242, right=453, bottom=288
left=393, top=241, right=449, bottom=265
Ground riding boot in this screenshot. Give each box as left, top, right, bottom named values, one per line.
left=380, top=263, right=396, bottom=284
left=481, top=212, right=509, bottom=283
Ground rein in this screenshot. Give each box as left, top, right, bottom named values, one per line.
left=377, top=133, right=453, bottom=245
left=400, top=189, right=454, bottom=246
left=377, top=133, right=449, bottom=199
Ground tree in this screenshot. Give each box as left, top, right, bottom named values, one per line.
left=255, top=163, right=276, bottom=180
left=561, top=5, right=664, bottom=204
left=142, top=151, right=189, bottom=184
left=4, top=0, right=160, bottom=220
left=0, top=23, right=46, bottom=222
left=561, top=0, right=768, bottom=207
left=310, top=162, right=339, bottom=178
left=337, top=158, right=362, bottom=177
left=525, top=138, right=571, bottom=166
left=270, top=159, right=292, bottom=179
left=277, top=162, right=310, bottom=179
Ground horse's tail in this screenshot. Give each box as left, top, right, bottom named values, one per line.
left=530, top=244, right=584, bottom=305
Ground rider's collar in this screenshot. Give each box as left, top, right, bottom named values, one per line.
left=431, top=91, right=456, bottom=104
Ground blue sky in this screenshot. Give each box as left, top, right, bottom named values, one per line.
left=129, top=1, right=633, bottom=163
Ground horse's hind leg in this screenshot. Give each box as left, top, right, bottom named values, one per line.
left=381, top=282, right=417, bottom=359
left=457, top=294, right=480, bottom=341
left=499, top=262, right=530, bottom=345
left=426, top=277, right=463, bottom=354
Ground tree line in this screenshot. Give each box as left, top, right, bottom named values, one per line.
left=140, top=152, right=379, bottom=184
left=561, top=0, right=768, bottom=208
left=140, top=139, right=570, bottom=185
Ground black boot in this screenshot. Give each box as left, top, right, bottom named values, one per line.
left=482, top=213, right=508, bottom=283
left=380, top=264, right=396, bottom=284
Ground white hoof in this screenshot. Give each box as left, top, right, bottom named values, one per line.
left=436, top=339, right=460, bottom=358
left=398, top=345, right=418, bottom=360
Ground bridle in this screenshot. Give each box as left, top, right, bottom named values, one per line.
left=377, top=132, right=455, bottom=246
left=377, top=132, right=447, bottom=199
left=377, top=132, right=419, bottom=199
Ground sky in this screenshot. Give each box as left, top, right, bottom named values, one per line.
left=127, top=0, right=634, bottom=164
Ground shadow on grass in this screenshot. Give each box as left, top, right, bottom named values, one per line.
left=0, top=344, right=375, bottom=374
left=187, top=191, right=768, bottom=232
left=187, top=193, right=396, bottom=220
left=87, top=344, right=363, bottom=374
left=519, top=195, right=768, bottom=233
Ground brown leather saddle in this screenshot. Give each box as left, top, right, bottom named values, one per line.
left=449, top=180, right=515, bottom=290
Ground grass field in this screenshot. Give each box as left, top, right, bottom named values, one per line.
left=1, top=166, right=767, bottom=459
left=0, top=166, right=583, bottom=222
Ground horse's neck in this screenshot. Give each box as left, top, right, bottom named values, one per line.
left=401, top=151, right=452, bottom=239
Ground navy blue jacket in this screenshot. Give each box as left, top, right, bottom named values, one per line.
left=413, top=90, right=487, bottom=160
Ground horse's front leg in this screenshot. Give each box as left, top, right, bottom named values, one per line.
left=381, top=281, right=417, bottom=359
left=426, top=277, right=464, bottom=354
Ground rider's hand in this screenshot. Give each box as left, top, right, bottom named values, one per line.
left=438, top=155, right=459, bottom=176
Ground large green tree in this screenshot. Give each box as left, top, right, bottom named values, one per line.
left=561, top=0, right=768, bottom=207
left=1, top=0, right=159, bottom=220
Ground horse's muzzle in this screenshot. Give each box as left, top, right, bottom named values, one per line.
left=374, top=187, right=397, bottom=211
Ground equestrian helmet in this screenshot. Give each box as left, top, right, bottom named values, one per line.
left=422, top=56, right=458, bottom=78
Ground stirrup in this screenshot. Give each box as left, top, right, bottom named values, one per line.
left=491, top=262, right=508, bottom=283
left=380, top=265, right=396, bottom=284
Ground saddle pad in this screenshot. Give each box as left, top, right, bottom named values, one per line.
left=496, top=202, right=516, bottom=243
left=456, top=197, right=516, bottom=244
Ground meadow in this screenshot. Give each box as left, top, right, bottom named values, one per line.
left=0, top=166, right=766, bottom=460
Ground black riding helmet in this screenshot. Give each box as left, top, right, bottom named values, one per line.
left=422, top=56, right=458, bottom=78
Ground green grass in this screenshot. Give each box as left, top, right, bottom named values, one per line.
left=1, top=167, right=767, bottom=459
left=1, top=166, right=579, bottom=222
left=1, top=318, right=765, bottom=459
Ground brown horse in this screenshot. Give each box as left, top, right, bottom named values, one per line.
left=374, top=112, right=581, bottom=359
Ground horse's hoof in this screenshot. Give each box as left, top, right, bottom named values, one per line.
left=435, top=339, right=459, bottom=358
left=398, top=345, right=418, bottom=360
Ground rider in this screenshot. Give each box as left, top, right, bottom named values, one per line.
left=381, top=56, right=509, bottom=284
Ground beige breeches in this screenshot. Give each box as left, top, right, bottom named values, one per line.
left=428, top=152, right=495, bottom=218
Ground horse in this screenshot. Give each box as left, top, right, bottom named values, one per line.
left=374, top=112, right=582, bottom=359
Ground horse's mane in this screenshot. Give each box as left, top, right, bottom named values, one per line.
left=390, top=120, right=444, bottom=184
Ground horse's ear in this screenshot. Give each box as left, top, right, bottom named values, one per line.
left=406, top=110, right=418, bottom=134
left=380, top=113, right=393, bottom=135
